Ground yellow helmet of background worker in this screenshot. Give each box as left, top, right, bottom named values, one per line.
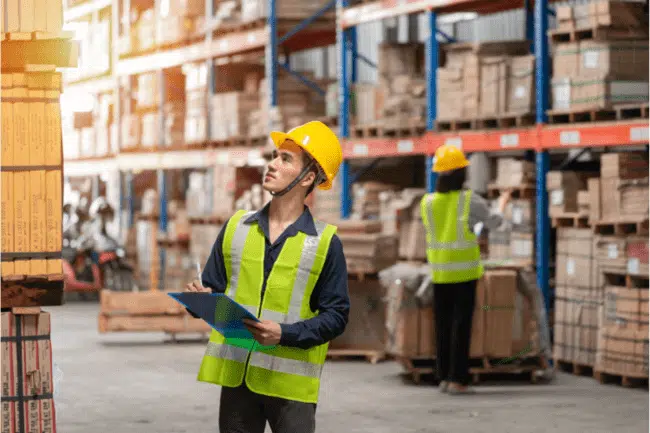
left=269, top=121, right=343, bottom=190
left=432, top=145, right=470, bottom=173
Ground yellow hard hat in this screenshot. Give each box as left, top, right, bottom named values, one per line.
left=432, top=145, right=470, bottom=173
left=269, top=121, right=343, bottom=190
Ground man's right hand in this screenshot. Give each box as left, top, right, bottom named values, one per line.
left=185, top=279, right=210, bottom=293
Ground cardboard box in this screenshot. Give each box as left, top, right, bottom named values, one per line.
left=479, top=56, right=508, bottom=117
left=588, top=178, right=601, bottom=222
left=507, top=55, right=535, bottom=114
left=556, top=228, right=597, bottom=290
left=597, top=326, right=648, bottom=378
left=330, top=278, right=386, bottom=352
left=495, top=158, right=535, bottom=188
left=579, top=40, right=648, bottom=81
left=2, top=172, right=15, bottom=276
left=600, top=152, right=648, bottom=180
left=600, top=177, right=649, bottom=220
left=1, top=310, right=56, bottom=433
left=553, top=286, right=601, bottom=366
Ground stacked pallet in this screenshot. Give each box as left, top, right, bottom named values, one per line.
left=380, top=263, right=542, bottom=384
left=62, top=14, right=110, bottom=82
left=547, top=170, right=597, bottom=226
left=98, top=290, right=211, bottom=335
left=549, top=1, right=649, bottom=121
left=436, top=41, right=534, bottom=128
left=183, top=63, right=209, bottom=145
left=487, top=158, right=536, bottom=265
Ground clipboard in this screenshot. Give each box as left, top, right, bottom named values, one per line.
left=168, top=292, right=275, bottom=351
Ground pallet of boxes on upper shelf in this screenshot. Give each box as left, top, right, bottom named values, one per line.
left=548, top=1, right=649, bottom=124
left=436, top=41, right=537, bottom=132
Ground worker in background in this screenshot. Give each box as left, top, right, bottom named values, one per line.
left=185, top=121, right=350, bottom=433
left=420, top=145, right=511, bottom=395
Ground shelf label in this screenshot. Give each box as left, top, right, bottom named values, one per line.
left=444, top=137, right=462, bottom=149
left=607, top=244, right=618, bottom=259
left=627, top=258, right=640, bottom=275
left=219, top=39, right=229, bottom=51
left=397, top=140, right=414, bottom=153
left=247, top=33, right=256, bottom=44
left=567, top=258, right=576, bottom=276
left=353, top=144, right=369, bottom=156
left=559, top=130, right=580, bottom=146
left=630, top=126, right=649, bottom=142
left=500, top=134, right=519, bottom=148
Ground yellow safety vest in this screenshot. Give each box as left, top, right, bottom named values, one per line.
left=197, top=209, right=337, bottom=404
left=420, top=190, right=483, bottom=284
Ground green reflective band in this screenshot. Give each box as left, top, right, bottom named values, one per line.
left=428, top=260, right=482, bottom=271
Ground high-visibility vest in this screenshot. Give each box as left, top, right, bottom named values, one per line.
left=420, top=190, right=483, bottom=284
left=197, top=209, right=337, bottom=404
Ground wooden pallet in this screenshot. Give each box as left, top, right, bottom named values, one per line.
left=616, top=103, right=649, bottom=120
left=594, top=370, right=648, bottom=389
left=602, top=270, right=649, bottom=289
left=592, top=218, right=649, bottom=236
left=1, top=274, right=65, bottom=308
left=326, top=349, right=386, bottom=364
left=496, top=112, right=536, bottom=129
left=382, top=123, right=426, bottom=138
left=547, top=108, right=618, bottom=124
left=554, top=359, right=594, bottom=378
left=188, top=215, right=229, bottom=225
left=486, top=183, right=536, bottom=200
left=1, top=30, right=75, bottom=41
left=397, top=355, right=546, bottom=385
left=551, top=213, right=590, bottom=229
left=549, top=26, right=648, bottom=43
left=436, top=118, right=473, bottom=132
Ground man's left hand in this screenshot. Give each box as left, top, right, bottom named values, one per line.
left=243, top=319, right=282, bottom=346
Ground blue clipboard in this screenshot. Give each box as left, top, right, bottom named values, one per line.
left=168, top=292, right=276, bottom=351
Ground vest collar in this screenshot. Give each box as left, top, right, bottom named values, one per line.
left=243, top=202, right=319, bottom=237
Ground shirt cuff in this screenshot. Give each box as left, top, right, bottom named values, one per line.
left=279, top=323, right=300, bottom=346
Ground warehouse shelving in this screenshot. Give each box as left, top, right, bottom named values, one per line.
left=63, top=0, right=338, bottom=289
left=335, top=0, right=650, bottom=317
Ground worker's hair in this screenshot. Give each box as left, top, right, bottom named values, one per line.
left=435, top=167, right=467, bottom=193
left=301, top=151, right=324, bottom=197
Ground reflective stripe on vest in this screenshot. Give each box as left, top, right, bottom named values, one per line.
left=226, top=211, right=256, bottom=299
left=249, top=351, right=322, bottom=378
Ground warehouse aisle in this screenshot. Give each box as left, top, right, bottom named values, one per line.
left=50, top=303, right=648, bottom=433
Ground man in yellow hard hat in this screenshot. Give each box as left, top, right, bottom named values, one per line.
left=420, top=145, right=511, bottom=395
left=185, top=121, right=349, bottom=433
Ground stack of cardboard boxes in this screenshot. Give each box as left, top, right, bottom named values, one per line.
left=553, top=227, right=601, bottom=366
left=183, top=63, right=209, bottom=145
left=597, top=152, right=648, bottom=222
left=550, top=1, right=649, bottom=113
left=436, top=42, right=534, bottom=122
left=248, top=72, right=326, bottom=137
left=337, top=221, right=399, bottom=275
left=377, top=43, right=427, bottom=129
left=488, top=158, right=536, bottom=264
left=240, top=0, right=335, bottom=23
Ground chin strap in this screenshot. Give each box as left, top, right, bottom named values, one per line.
left=269, top=159, right=320, bottom=197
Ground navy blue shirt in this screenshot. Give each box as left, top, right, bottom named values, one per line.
left=200, top=203, right=350, bottom=350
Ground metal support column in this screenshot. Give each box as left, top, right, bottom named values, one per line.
left=425, top=10, right=438, bottom=193
left=266, top=0, right=278, bottom=110
left=337, top=0, right=351, bottom=219
left=535, top=0, right=551, bottom=315
left=157, top=169, right=168, bottom=291
left=125, top=170, right=134, bottom=229
left=91, top=176, right=100, bottom=200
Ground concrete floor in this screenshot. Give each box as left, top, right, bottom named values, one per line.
left=49, top=302, right=648, bottom=433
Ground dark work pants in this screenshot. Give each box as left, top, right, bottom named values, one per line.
left=433, top=279, right=477, bottom=386
left=219, top=384, right=317, bottom=433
